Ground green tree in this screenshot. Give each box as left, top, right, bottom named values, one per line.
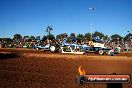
left=103, top=35, right=108, bottom=41
left=70, top=33, right=76, bottom=38
left=56, top=34, right=63, bottom=40
left=42, top=35, right=47, bottom=41
left=36, top=36, right=41, bottom=40
left=13, top=34, right=22, bottom=40
left=56, top=33, right=68, bottom=40
left=85, top=32, right=91, bottom=41
left=77, top=34, right=85, bottom=40
left=93, top=31, right=104, bottom=39
left=111, top=34, right=123, bottom=43
left=30, top=36, right=35, bottom=40
left=23, top=36, right=30, bottom=40
left=62, top=33, right=68, bottom=38
left=66, top=37, right=71, bottom=42
left=47, top=34, right=55, bottom=41
left=77, top=34, right=85, bottom=43
left=124, top=33, right=132, bottom=42
left=68, top=33, right=76, bottom=42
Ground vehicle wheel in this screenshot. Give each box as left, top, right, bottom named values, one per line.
left=57, top=48, right=62, bottom=53
left=110, top=52, right=114, bottom=56
left=36, top=48, right=39, bottom=51
left=108, top=50, right=114, bottom=56
left=50, top=45, right=56, bottom=52
left=99, top=50, right=104, bottom=55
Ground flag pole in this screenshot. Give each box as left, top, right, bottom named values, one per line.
left=89, top=7, right=95, bottom=40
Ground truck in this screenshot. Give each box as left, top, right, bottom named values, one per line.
left=83, top=41, right=114, bottom=56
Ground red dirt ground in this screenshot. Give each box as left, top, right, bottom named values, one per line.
left=0, top=48, right=132, bottom=88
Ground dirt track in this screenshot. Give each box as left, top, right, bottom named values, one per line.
left=0, top=48, right=132, bottom=88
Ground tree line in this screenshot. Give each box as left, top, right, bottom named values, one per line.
left=12, top=31, right=131, bottom=43
left=1, top=26, right=131, bottom=44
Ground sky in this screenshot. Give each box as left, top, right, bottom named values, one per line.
left=0, top=0, right=132, bottom=38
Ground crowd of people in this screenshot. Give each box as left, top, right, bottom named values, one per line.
left=0, top=37, right=132, bottom=52
left=0, top=39, right=36, bottom=49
